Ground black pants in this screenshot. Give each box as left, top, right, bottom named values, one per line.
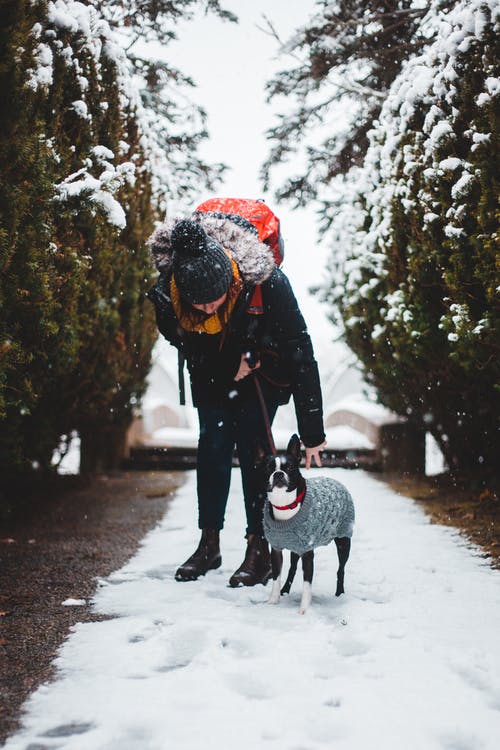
left=196, top=385, right=280, bottom=536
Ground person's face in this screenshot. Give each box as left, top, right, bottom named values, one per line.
left=191, top=292, right=228, bottom=315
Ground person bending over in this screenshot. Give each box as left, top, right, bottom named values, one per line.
left=147, top=212, right=325, bottom=587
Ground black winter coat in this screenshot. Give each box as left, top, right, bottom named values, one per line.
left=146, top=214, right=325, bottom=448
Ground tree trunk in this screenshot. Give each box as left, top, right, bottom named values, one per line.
left=79, top=422, right=129, bottom=476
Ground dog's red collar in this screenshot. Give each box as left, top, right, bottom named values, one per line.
left=271, top=487, right=306, bottom=511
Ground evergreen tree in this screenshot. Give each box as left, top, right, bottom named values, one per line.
left=0, top=0, right=84, bottom=471
left=0, top=0, right=209, bottom=477
left=37, top=10, right=159, bottom=473
left=93, top=0, right=236, bottom=204
left=323, top=0, right=499, bottom=477
left=263, top=0, right=454, bottom=217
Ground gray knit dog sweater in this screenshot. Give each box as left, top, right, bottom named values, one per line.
left=263, top=477, right=355, bottom=556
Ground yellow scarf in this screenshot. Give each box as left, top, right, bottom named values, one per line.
left=170, top=253, right=243, bottom=334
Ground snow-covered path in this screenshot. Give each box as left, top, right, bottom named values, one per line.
left=5, top=469, right=500, bottom=750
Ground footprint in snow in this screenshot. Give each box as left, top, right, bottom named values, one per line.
left=450, top=660, right=500, bottom=710
left=355, top=587, right=393, bottom=604
left=205, top=586, right=241, bottom=602
left=219, top=636, right=255, bottom=658
left=224, top=671, right=272, bottom=700
left=335, top=634, right=371, bottom=658
left=128, top=618, right=172, bottom=643
left=439, top=730, right=484, bottom=750
left=307, top=718, right=347, bottom=744
left=324, top=697, right=342, bottom=708
left=163, top=525, right=186, bottom=532
left=155, top=660, right=191, bottom=673
left=104, top=574, right=139, bottom=586
left=386, top=630, right=407, bottom=639
left=143, top=565, right=173, bottom=580
left=154, top=625, right=206, bottom=673
left=40, top=722, right=95, bottom=738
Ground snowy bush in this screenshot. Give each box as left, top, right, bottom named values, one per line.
left=0, top=0, right=156, bottom=474
left=322, top=0, right=499, bottom=476
left=263, top=0, right=453, bottom=211
left=91, top=0, right=233, bottom=208
left=1, top=0, right=234, bottom=477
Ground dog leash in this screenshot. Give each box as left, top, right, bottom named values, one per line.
left=253, top=372, right=277, bottom=456
left=245, top=352, right=277, bottom=456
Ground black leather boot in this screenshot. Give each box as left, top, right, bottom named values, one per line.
left=175, top=529, right=221, bottom=581
left=228, top=534, right=272, bottom=587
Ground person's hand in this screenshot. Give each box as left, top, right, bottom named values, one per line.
left=304, top=441, right=327, bottom=469
left=234, top=353, right=260, bottom=381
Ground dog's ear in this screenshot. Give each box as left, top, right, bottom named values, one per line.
left=287, top=434, right=302, bottom=462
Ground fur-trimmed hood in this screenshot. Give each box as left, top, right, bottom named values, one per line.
left=147, top=212, right=276, bottom=286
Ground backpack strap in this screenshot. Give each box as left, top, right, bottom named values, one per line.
left=178, top=350, right=186, bottom=405
left=247, top=285, right=264, bottom=315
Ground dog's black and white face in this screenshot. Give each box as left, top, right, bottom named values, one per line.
left=256, top=434, right=303, bottom=495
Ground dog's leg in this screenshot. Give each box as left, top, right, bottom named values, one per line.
left=280, top=551, right=299, bottom=595
left=334, top=537, right=351, bottom=596
left=268, top=548, right=283, bottom=604
left=299, top=550, right=314, bottom=614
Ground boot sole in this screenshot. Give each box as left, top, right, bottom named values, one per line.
left=228, top=568, right=272, bottom=588
left=175, top=556, right=222, bottom=582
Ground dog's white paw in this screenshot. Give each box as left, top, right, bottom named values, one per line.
left=268, top=579, right=281, bottom=604
left=299, top=582, right=312, bottom=614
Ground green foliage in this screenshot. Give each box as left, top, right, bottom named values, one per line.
left=1, top=1, right=235, bottom=479
left=328, top=4, right=500, bottom=477
left=0, top=0, right=65, bottom=468
left=0, top=0, right=157, bottom=475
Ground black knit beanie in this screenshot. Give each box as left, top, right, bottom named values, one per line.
left=171, top=219, right=233, bottom=304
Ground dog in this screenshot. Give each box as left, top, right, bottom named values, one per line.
left=257, top=434, right=355, bottom=614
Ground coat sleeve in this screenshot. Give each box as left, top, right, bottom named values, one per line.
left=147, top=275, right=184, bottom=350
left=262, top=269, right=326, bottom=447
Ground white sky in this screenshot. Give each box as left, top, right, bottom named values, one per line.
left=169, top=0, right=342, bottom=358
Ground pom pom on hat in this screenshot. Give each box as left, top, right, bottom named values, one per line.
left=171, top=219, right=233, bottom=304
left=171, top=220, right=207, bottom=256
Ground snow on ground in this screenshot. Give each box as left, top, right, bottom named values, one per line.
left=6, top=469, right=500, bottom=750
